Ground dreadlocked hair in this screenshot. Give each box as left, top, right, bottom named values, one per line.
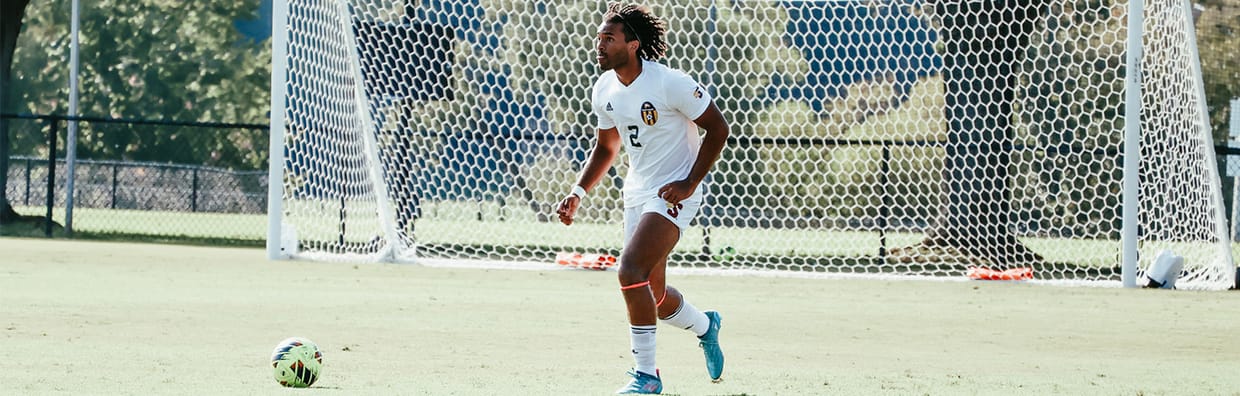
left=605, top=2, right=668, bottom=61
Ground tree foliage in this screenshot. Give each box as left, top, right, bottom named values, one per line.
left=1195, top=0, right=1240, bottom=142
left=9, top=0, right=270, bottom=170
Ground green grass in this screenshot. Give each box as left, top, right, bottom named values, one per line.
left=14, top=204, right=1240, bottom=274
left=3, top=238, right=1239, bottom=395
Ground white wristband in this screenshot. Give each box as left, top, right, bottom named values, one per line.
left=571, top=185, right=587, bottom=199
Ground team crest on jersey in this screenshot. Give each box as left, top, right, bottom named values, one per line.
left=693, top=86, right=703, bottom=99
left=640, top=102, right=658, bottom=126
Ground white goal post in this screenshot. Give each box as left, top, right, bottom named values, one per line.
left=268, top=0, right=1235, bottom=290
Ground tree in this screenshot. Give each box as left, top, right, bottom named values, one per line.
left=907, top=0, right=1046, bottom=268
left=1195, top=0, right=1240, bottom=143
left=9, top=0, right=271, bottom=170
left=908, top=0, right=1235, bottom=268
left=1, top=0, right=269, bottom=229
left=1, top=0, right=32, bottom=224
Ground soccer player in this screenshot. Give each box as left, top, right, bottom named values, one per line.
left=554, top=3, right=730, bottom=394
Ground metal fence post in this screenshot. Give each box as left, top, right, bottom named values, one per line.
left=191, top=168, right=199, bottom=212
left=111, top=163, right=119, bottom=209
left=24, top=157, right=32, bottom=206
left=45, top=119, right=59, bottom=237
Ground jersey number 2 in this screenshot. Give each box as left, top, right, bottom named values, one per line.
left=627, top=125, right=642, bottom=147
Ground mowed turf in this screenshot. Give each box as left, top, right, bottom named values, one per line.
left=2, top=238, right=1238, bottom=395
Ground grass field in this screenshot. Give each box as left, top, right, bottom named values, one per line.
left=0, top=204, right=1149, bottom=269
left=19, top=204, right=1240, bottom=272
left=4, top=238, right=1240, bottom=395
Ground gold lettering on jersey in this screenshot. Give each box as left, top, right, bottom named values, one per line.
left=640, top=102, right=658, bottom=126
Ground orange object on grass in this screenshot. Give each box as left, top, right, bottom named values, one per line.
left=556, top=252, right=617, bottom=270
left=967, top=266, right=1033, bottom=281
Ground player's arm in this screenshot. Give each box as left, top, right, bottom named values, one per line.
left=556, top=127, right=622, bottom=225
left=658, top=102, right=729, bottom=204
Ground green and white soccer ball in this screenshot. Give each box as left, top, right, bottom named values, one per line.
left=271, top=337, right=323, bottom=388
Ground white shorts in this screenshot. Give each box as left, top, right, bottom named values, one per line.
left=622, top=194, right=702, bottom=247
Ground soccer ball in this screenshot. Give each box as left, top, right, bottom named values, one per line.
left=271, top=337, right=323, bottom=387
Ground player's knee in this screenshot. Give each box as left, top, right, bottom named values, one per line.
left=616, top=263, right=649, bottom=286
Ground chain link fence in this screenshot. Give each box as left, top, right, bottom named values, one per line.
left=2, top=114, right=268, bottom=243
left=8, top=152, right=1240, bottom=246
left=7, top=156, right=268, bottom=243
left=8, top=156, right=266, bottom=213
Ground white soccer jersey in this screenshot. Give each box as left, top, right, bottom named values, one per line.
left=592, top=60, right=713, bottom=208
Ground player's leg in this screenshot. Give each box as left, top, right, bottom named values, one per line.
left=657, top=288, right=712, bottom=336
left=651, top=259, right=703, bottom=330
left=648, top=256, right=673, bottom=315
left=645, top=200, right=724, bottom=382
left=651, top=259, right=725, bottom=383
left=651, top=260, right=713, bottom=338
left=618, top=213, right=680, bottom=365
left=615, top=212, right=680, bottom=394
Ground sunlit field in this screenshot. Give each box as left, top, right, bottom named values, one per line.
left=4, top=238, right=1239, bottom=395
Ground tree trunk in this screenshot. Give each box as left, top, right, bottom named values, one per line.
left=920, top=0, right=1044, bottom=268
left=1, top=0, right=33, bottom=225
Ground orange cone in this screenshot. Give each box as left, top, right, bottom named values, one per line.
left=556, top=252, right=617, bottom=270
left=967, top=266, right=1033, bottom=281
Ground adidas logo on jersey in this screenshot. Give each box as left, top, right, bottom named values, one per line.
left=605, top=103, right=613, bottom=112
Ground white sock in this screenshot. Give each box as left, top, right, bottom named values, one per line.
left=661, top=300, right=711, bottom=337
left=630, top=325, right=657, bottom=375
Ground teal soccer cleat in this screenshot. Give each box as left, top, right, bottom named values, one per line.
left=615, top=369, right=662, bottom=394
left=699, top=310, right=725, bottom=382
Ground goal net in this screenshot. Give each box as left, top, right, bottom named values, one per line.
left=268, top=0, right=1235, bottom=290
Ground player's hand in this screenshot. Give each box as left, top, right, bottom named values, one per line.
left=555, top=194, right=581, bottom=226
left=657, top=179, right=696, bottom=204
